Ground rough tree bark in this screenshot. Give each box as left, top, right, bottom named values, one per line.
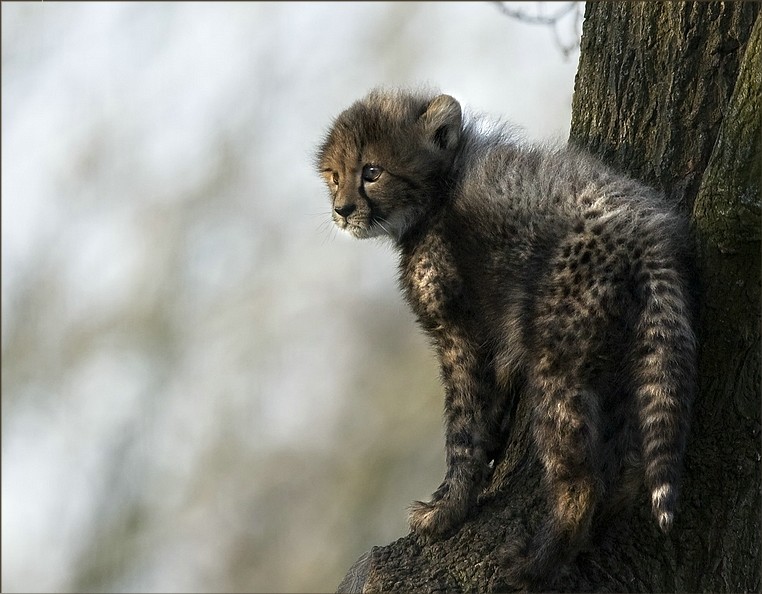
left=338, top=3, right=761, bottom=592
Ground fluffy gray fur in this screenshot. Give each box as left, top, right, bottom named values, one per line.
left=316, top=88, right=697, bottom=590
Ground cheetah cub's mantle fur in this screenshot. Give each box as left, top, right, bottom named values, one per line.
left=316, top=89, right=697, bottom=589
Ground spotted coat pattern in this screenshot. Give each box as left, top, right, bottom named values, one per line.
left=316, top=89, right=697, bottom=590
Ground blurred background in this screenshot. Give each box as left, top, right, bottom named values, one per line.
left=2, top=2, right=582, bottom=592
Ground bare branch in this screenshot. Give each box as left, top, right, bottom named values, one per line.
left=493, top=1, right=584, bottom=59
left=493, top=1, right=577, bottom=25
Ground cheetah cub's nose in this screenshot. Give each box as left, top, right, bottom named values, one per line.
left=334, top=203, right=356, bottom=218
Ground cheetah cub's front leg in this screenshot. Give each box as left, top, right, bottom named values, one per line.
left=408, top=334, right=498, bottom=539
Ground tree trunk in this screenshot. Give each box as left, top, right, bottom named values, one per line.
left=338, top=3, right=761, bottom=592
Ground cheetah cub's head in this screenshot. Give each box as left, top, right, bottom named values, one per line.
left=316, top=89, right=462, bottom=241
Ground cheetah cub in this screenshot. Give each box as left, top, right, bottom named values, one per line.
left=316, top=88, right=696, bottom=589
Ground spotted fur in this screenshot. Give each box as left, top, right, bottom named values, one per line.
left=316, top=88, right=697, bottom=589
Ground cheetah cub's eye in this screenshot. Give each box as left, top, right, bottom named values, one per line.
left=361, top=164, right=383, bottom=183
left=331, top=171, right=339, bottom=185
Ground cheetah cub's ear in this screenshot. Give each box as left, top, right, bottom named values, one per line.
left=419, top=94, right=462, bottom=151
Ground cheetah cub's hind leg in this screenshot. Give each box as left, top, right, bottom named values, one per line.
left=503, top=371, right=605, bottom=590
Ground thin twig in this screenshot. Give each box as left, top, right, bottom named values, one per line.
left=492, top=2, right=577, bottom=26
left=493, top=1, right=584, bottom=60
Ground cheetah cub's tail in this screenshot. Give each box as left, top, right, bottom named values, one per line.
left=632, top=246, right=697, bottom=533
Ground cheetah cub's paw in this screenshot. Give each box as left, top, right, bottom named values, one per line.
left=408, top=495, right=469, bottom=540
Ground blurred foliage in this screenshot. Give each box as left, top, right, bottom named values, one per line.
left=2, top=2, right=578, bottom=592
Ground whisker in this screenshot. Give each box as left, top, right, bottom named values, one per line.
left=308, top=208, right=334, bottom=219
left=374, top=215, right=403, bottom=242
left=374, top=217, right=392, bottom=236
left=314, top=212, right=340, bottom=245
